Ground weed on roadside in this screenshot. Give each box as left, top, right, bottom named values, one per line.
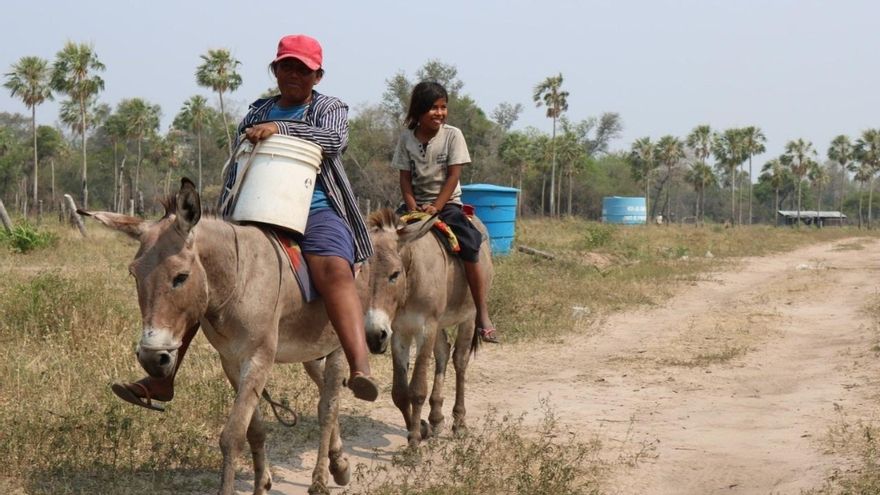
left=345, top=401, right=605, bottom=495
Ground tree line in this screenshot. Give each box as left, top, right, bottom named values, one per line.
left=4, top=41, right=880, bottom=227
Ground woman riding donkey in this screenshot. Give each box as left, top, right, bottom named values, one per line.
left=392, top=81, right=499, bottom=343
left=112, top=34, right=379, bottom=410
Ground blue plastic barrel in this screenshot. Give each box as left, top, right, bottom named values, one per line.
left=460, top=184, right=519, bottom=255
left=601, top=196, right=647, bottom=224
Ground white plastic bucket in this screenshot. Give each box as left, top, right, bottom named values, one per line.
left=228, top=134, right=322, bottom=234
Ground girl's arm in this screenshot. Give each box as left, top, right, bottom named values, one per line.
left=426, top=164, right=462, bottom=213
left=399, top=170, right=419, bottom=211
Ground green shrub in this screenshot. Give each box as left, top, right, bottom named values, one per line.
left=581, top=223, right=615, bottom=250
left=0, top=222, right=57, bottom=253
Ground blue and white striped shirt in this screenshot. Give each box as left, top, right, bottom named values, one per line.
left=219, top=91, right=373, bottom=262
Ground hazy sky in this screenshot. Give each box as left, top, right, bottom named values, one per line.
left=3, top=0, right=878, bottom=173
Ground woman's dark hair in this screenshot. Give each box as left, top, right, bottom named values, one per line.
left=404, top=81, right=448, bottom=130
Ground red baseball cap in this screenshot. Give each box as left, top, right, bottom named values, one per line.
left=272, top=34, right=322, bottom=70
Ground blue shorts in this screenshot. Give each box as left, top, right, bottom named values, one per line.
left=300, top=207, right=356, bottom=266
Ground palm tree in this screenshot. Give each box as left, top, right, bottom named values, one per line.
left=741, top=126, right=766, bottom=224
left=761, top=157, right=788, bottom=225
left=50, top=42, right=105, bottom=208
left=808, top=161, right=830, bottom=220
left=117, top=98, right=161, bottom=198
left=101, top=112, right=128, bottom=212
left=783, top=138, right=818, bottom=225
left=629, top=137, right=657, bottom=216
left=654, top=135, right=686, bottom=223
left=827, top=135, right=853, bottom=213
left=173, top=95, right=210, bottom=194
left=555, top=128, right=586, bottom=216
left=533, top=73, right=568, bottom=217
left=852, top=162, right=873, bottom=228
left=712, top=128, right=746, bottom=225
left=196, top=49, right=241, bottom=156
left=686, top=125, right=713, bottom=165
left=684, top=161, right=716, bottom=225
left=686, top=125, right=713, bottom=224
left=4, top=56, right=53, bottom=209
left=854, top=129, right=880, bottom=228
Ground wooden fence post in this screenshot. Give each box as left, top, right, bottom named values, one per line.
left=0, top=198, right=12, bottom=233
left=63, top=194, right=87, bottom=237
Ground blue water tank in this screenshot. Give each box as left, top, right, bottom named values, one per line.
left=602, top=196, right=647, bottom=224
left=460, top=184, right=519, bottom=255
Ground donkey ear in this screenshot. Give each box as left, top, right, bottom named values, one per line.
left=396, top=213, right=438, bottom=246
left=78, top=209, right=147, bottom=239
left=175, top=178, right=201, bottom=233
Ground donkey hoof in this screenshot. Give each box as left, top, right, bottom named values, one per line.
left=419, top=419, right=432, bottom=439
left=452, top=422, right=468, bottom=437
left=330, top=458, right=351, bottom=486
left=254, top=471, right=272, bottom=494
left=308, top=480, right=330, bottom=495
left=430, top=418, right=445, bottom=436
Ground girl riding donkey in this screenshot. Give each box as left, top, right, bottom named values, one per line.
left=392, top=81, right=499, bottom=343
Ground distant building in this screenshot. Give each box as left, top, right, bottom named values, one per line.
left=777, top=210, right=847, bottom=227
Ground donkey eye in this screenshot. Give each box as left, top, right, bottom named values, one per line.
left=389, top=271, right=400, bottom=283
left=172, top=273, right=189, bottom=288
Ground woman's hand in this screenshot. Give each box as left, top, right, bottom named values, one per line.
left=244, top=123, right=278, bottom=143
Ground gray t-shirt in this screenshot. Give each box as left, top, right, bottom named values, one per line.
left=391, top=124, right=471, bottom=205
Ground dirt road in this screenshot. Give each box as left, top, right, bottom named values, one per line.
left=251, top=238, right=880, bottom=494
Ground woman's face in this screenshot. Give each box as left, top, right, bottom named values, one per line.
left=418, top=97, right=448, bottom=132
left=274, top=57, right=322, bottom=106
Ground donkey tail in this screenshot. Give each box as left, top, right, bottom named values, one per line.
left=470, top=324, right=482, bottom=357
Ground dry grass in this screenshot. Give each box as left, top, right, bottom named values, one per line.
left=342, top=401, right=606, bottom=495
left=805, top=294, right=880, bottom=495
left=0, top=216, right=875, bottom=493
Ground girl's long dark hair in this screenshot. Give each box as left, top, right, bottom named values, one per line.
left=404, top=81, right=448, bottom=130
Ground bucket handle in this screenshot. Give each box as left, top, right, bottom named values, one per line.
left=219, top=135, right=261, bottom=217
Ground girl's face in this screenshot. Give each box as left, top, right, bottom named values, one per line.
left=418, top=97, right=448, bottom=132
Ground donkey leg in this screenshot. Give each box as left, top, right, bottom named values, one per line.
left=428, top=329, right=451, bottom=435
left=391, top=334, right=413, bottom=432
left=247, top=407, right=272, bottom=495
left=310, top=348, right=345, bottom=494
left=407, top=327, right=438, bottom=447
left=217, top=353, right=273, bottom=495
left=303, top=358, right=325, bottom=394
left=323, top=350, right=351, bottom=488
left=451, top=321, right=475, bottom=435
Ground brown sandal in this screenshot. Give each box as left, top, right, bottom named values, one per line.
left=111, top=381, right=166, bottom=412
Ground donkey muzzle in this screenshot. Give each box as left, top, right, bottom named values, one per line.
left=364, top=309, right=391, bottom=354
left=136, top=329, right=181, bottom=378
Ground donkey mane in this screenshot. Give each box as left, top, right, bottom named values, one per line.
left=367, top=208, right=398, bottom=231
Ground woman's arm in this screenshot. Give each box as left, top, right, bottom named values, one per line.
left=244, top=99, right=349, bottom=155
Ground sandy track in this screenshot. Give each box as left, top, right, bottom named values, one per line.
left=237, top=238, right=880, bottom=494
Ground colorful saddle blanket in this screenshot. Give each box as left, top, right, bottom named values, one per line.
left=399, top=211, right=461, bottom=254
left=268, top=228, right=318, bottom=303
